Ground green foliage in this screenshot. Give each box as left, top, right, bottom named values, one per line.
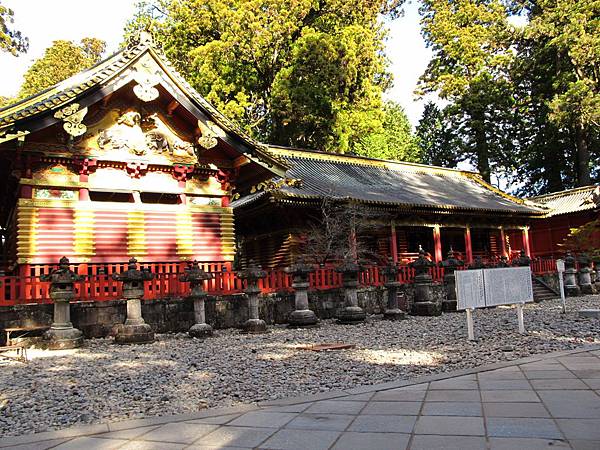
left=17, top=38, right=106, bottom=100
left=416, top=102, right=458, bottom=167
left=354, top=101, right=421, bottom=162
left=124, top=0, right=404, bottom=152
left=560, top=219, right=600, bottom=259
left=0, top=2, right=27, bottom=56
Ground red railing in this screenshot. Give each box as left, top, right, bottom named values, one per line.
left=0, top=259, right=559, bottom=307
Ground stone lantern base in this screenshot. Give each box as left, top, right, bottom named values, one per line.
left=44, top=327, right=83, bottom=350
left=189, top=323, right=213, bottom=338
left=412, top=301, right=442, bottom=316
left=288, top=309, right=319, bottom=328
left=338, top=306, right=366, bottom=324
left=114, top=323, right=154, bottom=344
left=566, top=285, right=581, bottom=297
left=442, top=299, right=458, bottom=312
left=243, top=318, right=268, bottom=334
left=580, top=283, right=596, bottom=295
left=383, top=308, right=406, bottom=321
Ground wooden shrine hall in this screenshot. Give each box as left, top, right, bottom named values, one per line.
left=0, top=31, right=287, bottom=278
left=232, top=147, right=547, bottom=269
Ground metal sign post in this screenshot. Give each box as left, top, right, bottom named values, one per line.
left=556, top=259, right=566, bottom=314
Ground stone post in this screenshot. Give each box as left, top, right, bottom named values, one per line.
left=40, top=257, right=84, bottom=349
left=409, top=247, right=441, bottom=316
left=439, top=248, right=464, bottom=312
left=112, top=258, right=155, bottom=344
left=237, top=260, right=268, bottom=333
left=577, top=253, right=596, bottom=295
left=593, top=258, right=600, bottom=292
left=382, top=258, right=405, bottom=320
left=180, top=261, right=214, bottom=338
left=285, top=258, right=318, bottom=327
left=336, top=259, right=366, bottom=324
left=564, top=252, right=581, bottom=297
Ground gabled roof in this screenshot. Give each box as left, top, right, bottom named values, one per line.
left=530, top=185, right=600, bottom=217
left=232, top=146, right=546, bottom=216
left=0, top=32, right=287, bottom=176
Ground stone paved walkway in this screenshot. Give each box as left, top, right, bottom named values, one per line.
left=2, top=345, right=600, bottom=449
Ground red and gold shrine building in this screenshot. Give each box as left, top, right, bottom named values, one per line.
left=0, top=33, right=287, bottom=275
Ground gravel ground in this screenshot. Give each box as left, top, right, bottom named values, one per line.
left=1, top=295, right=599, bottom=437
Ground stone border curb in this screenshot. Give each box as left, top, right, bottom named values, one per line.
left=2, top=343, right=599, bottom=447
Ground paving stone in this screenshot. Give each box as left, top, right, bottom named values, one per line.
left=478, top=370, right=526, bottom=380
left=420, top=401, right=482, bottom=416
left=94, top=425, right=161, bottom=440
left=522, top=370, right=576, bottom=379
left=582, top=379, right=600, bottom=389
left=425, top=390, right=481, bottom=402
left=483, top=402, right=550, bottom=418
left=348, top=414, right=417, bottom=433
left=529, top=378, right=589, bottom=390
left=480, top=390, right=540, bottom=403
left=193, top=426, right=275, bottom=448
left=429, top=379, right=478, bottom=390
left=557, top=419, right=600, bottom=440
left=258, top=429, right=340, bottom=450
left=372, top=389, right=427, bottom=402
left=304, top=400, right=365, bottom=415
left=537, top=390, right=600, bottom=418
left=228, top=412, right=297, bottom=428
left=486, top=418, right=563, bottom=439
left=571, top=370, right=600, bottom=378
left=488, top=437, right=570, bottom=449
left=284, top=413, right=355, bottom=431
left=118, top=441, right=186, bottom=450
left=570, top=440, right=600, bottom=450
left=136, top=423, right=219, bottom=444
left=48, top=437, right=128, bottom=450
left=264, top=404, right=314, bottom=413
left=330, top=431, right=410, bottom=450
left=332, top=393, right=374, bottom=401
left=478, top=379, right=532, bottom=390
left=402, top=383, right=429, bottom=390
left=362, top=401, right=422, bottom=415
left=409, top=435, right=487, bottom=450
left=9, top=439, right=73, bottom=450
left=413, top=416, right=485, bottom=436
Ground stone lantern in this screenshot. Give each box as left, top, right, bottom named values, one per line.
left=577, top=253, right=596, bottom=295
left=237, top=260, right=268, bottom=333
left=438, top=248, right=464, bottom=312
left=469, top=256, right=486, bottom=270
left=381, top=258, right=405, bottom=320
left=335, top=259, right=366, bottom=324
left=180, top=261, right=214, bottom=338
left=512, top=249, right=532, bottom=267
left=112, top=257, right=155, bottom=344
left=564, top=252, right=580, bottom=297
left=285, top=257, right=319, bottom=328
left=593, top=257, right=600, bottom=292
left=409, top=247, right=440, bottom=316
left=40, top=256, right=84, bottom=349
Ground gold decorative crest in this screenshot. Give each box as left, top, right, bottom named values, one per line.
left=54, top=103, right=88, bottom=137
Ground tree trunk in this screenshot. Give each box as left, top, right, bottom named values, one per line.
left=575, top=122, right=591, bottom=187
left=471, top=110, right=491, bottom=183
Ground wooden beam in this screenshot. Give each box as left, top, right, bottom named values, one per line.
left=167, top=100, right=179, bottom=115
left=390, top=220, right=398, bottom=263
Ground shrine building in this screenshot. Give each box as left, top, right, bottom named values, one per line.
left=0, top=32, right=287, bottom=278
left=232, top=147, right=547, bottom=268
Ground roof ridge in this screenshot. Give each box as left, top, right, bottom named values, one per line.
left=530, top=184, right=598, bottom=201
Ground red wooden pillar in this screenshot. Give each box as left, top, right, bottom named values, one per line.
left=433, top=225, right=442, bottom=263
left=390, top=221, right=398, bottom=263
left=350, top=229, right=358, bottom=261
left=464, top=227, right=473, bottom=263
left=522, top=227, right=531, bottom=257
left=499, top=227, right=508, bottom=257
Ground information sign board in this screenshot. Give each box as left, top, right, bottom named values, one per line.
left=456, top=270, right=486, bottom=310
left=483, top=267, right=533, bottom=307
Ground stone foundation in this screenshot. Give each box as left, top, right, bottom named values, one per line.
left=0, top=284, right=446, bottom=344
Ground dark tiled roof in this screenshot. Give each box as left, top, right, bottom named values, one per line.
left=530, top=185, right=599, bottom=217
left=233, top=148, right=546, bottom=215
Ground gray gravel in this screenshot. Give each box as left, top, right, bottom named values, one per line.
left=1, top=295, right=599, bottom=437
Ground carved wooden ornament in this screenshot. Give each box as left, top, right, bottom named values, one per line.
left=54, top=103, right=88, bottom=137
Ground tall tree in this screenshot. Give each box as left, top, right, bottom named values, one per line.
left=525, top=0, right=599, bottom=186
left=354, top=101, right=421, bottom=162
left=416, top=102, right=459, bottom=167
left=418, top=0, right=515, bottom=183
left=124, top=0, right=404, bottom=153
left=17, top=38, right=106, bottom=99
left=0, top=2, right=27, bottom=56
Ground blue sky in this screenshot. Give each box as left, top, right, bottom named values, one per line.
left=0, top=0, right=431, bottom=126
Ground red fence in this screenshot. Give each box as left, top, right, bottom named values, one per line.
left=0, top=259, right=558, bottom=307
